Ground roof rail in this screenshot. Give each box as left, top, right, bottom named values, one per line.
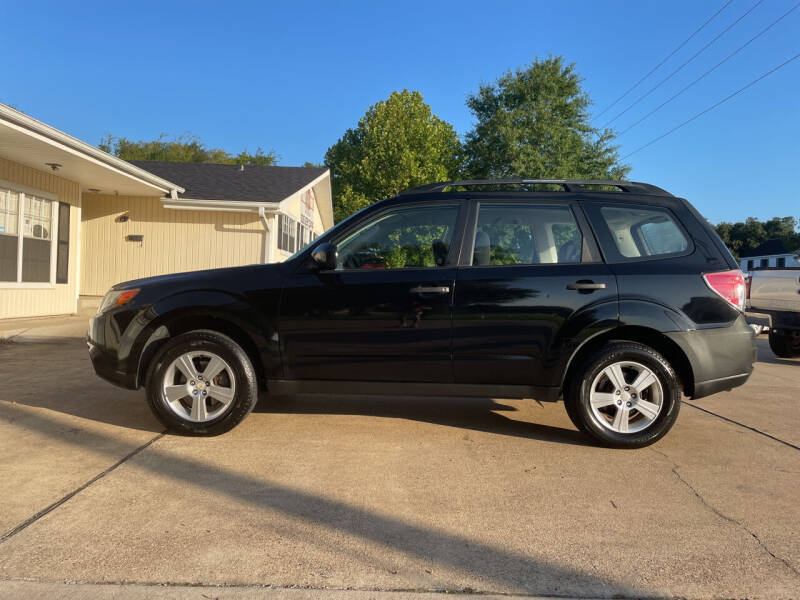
left=399, top=179, right=672, bottom=196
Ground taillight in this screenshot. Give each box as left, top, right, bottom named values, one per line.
left=703, top=270, right=746, bottom=312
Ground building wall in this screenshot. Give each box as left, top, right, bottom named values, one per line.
left=80, top=195, right=265, bottom=296
left=0, top=157, right=81, bottom=318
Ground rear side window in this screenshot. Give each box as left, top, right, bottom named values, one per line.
left=472, top=204, right=583, bottom=266
left=598, top=205, right=689, bottom=259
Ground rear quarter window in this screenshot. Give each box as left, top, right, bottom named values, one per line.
left=593, top=204, right=691, bottom=261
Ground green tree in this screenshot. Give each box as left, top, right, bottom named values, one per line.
left=714, top=216, right=800, bottom=258
left=462, top=56, right=629, bottom=180
left=324, top=90, right=461, bottom=222
left=99, top=133, right=279, bottom=166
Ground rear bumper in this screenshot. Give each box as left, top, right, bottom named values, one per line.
left=666, top=314, right=756, bottom=399
left=747, top=308, right=800, bottom=332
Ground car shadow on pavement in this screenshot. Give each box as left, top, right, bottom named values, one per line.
left=258, top=393, right=589, bottom=446
left=755, top=336, right=800, bottom=366
left=0, top=337, right=163, bottom=433
left=1, top=403, right=642, bottom=598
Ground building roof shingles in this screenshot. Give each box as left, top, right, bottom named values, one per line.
left=127, top=160, right=327, bottom=203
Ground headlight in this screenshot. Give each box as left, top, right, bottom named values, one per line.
left=97, top=288, right=140, bottom=314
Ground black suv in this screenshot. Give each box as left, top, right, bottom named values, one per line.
left=88, top=179, right=755, bottom=448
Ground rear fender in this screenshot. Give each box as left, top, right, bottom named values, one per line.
left=558, top=299, right=695, bottom=394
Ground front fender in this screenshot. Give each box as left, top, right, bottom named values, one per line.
left=126, top=289, right=279, bottom=388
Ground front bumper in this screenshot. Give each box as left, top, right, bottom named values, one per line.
left=666, top=313, right=756, bottom=399
left=87, top=310, right=141, bottom=390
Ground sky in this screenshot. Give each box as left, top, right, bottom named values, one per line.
left=1, top=0, right=798, bottom=224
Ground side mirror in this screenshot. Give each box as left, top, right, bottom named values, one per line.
left=311, top=242, right=338, bottom=271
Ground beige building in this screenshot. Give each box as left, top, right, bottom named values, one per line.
left=0, top=103, right=333, bottom=319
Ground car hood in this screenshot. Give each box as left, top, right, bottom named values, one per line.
left=110, top=262, right=287, bottom=293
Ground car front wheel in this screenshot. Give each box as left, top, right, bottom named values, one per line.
left=146, top=330, right=258, bottom=435
left=565, top=341, right=681, bottom=448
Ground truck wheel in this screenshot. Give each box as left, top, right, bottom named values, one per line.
left=768, top=330, right=800, bottom=358
left=146, top=330, right=258, bottom=435
left=565, top=342, right=681, bottom=448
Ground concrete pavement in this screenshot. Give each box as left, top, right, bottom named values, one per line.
left=0, top=316, right=798, bottom=599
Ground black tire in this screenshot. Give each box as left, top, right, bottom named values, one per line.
left=562, top=383, right=588, bottom=433
left=768, top=330, right=800, bottom=358
left=565, top=341, right=681, bottom=449
left=145, top=330, right=259, bottom=435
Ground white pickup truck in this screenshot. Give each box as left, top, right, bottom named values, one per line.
left=747, top=265, right=800, bottom=357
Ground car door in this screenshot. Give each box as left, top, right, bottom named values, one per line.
left=451, top=199, right=618, bottom=389
left=278, top=201, right=466, bottom=383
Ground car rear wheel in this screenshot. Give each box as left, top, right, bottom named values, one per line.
left=565, top=341, right=681, bottom=448
left=768, top=330, right=800, bottom=358
left=146, top=330, right=258, bottom=435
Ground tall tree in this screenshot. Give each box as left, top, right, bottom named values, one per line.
left=325, top=90, right=461, bottom=222
left=463, top=56, right=629, bottom=180
left=99, top=133, right=278, bottom=166
left=714, top=216, right=799, bottom=258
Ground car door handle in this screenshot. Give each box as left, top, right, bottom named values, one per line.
left=566, top=281, right=607, bottom=291
left=410, top=286, right=450, bottom=294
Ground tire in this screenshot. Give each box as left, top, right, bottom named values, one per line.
left=768, top=330, right=800, bottom=358
left=145, top=330, right=259, bottom=435
left=565, top=342, right=681, bottom=448
left=562, top=382, right=588, bottom=433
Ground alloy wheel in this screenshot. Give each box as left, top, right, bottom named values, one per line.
left=161, top=351, right=236, bottom=423
left=588, top=360, right=663, bottom=434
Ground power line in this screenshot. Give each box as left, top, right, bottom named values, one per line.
left=594, top=0, right=732, bottom=119
left=602, top=0, right=764, bottom=129
left=617, top=2, right=800, bottom=137
left=621, top=51, right=800, bottom=160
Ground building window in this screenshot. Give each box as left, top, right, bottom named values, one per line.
left=277, top=212, right=315, bottom=254
left=760, top=258, right=769, bottom=268
left=777, top=257, right=786, bottom=268
left=0, top=188, right=19, bottom=281
left=56, top=202, right=70, bottom=284
left=277, top=213, right=297, bottom=253
left=0, top=185, right=64, bottom=285
left=746, top=260, right=754, bottom=271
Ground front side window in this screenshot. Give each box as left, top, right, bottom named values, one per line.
left=471, top=204, right=583, bottom=266
left=598, top=205, right=689, bottom=259
left=0, top=186, right=61, bottom=283
left=336, top=204, right=460, bottom=270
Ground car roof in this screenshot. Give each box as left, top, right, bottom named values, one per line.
left=397, top=179, right=673, bottom=198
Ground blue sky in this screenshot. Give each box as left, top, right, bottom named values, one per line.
left=1, top=0, right=798, bottom=224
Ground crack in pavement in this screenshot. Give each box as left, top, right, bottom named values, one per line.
left=0, top=431, right=166, bottom=545
left=0, top=577, right=680, bottom=599
left=649, top=448, right=800, bottom=579
left=681, top=400, right=800, bottom=451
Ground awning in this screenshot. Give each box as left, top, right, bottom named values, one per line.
left=0, top=103, right=184, bottom=197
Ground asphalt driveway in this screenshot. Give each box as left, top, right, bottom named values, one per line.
left=0, top=317, right=798, bottom=599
